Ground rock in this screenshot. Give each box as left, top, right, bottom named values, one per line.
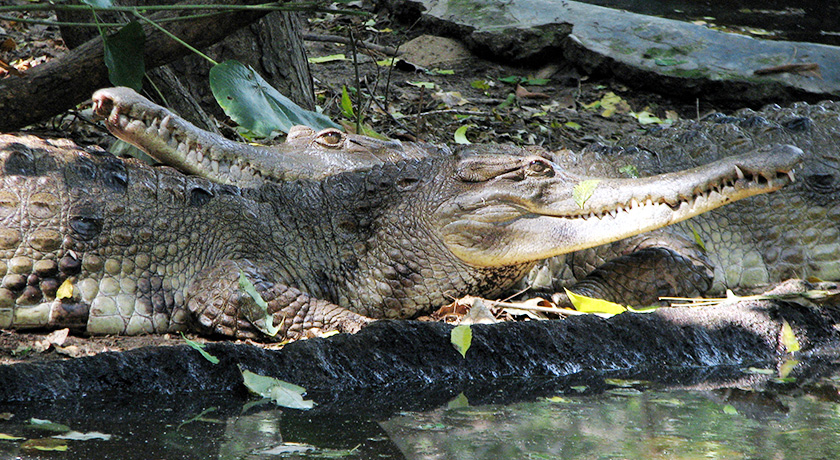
left=388, top=0, right=840, bottom=104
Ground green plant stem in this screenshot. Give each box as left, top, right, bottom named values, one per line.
left=0, top=12, right=225, bottom=28
left=0, top=2, right=368, bottom=15
left=132, top=10, right=218, bottom=66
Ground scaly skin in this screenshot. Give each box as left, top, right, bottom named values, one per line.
left=91, top=87, right=433, bottom=185
left=0, top=128, right=797, bottom=339
left=529, top=101, right=840, bottom=305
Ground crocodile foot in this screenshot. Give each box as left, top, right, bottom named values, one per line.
left=186, top=260, right=372, bottom=341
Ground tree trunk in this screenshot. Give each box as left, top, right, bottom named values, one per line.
left=0, top=0, right=311, bottom=132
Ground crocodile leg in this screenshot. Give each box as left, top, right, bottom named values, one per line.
left=530, top=229, right=714, bottom=306
left=185, top=260, right=371, bottom=340
left=560, top=247, right=714, bottom=306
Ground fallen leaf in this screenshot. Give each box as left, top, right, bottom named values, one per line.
left=238, top=270, right=281, bottom=337
left=515, top=84, right=549, bottom=99
left=56, top=279, right=74, bottom=300
left=781, top=319, right=801, bottom=353
left=181, top=332, right=219, bottom=364
left=307, top=54, right=347, bottom=64
left=450, top=324, right=472, bottom=358
left=454, top=125, right=474, bottom=145
left=407, top=81, right=436, bottom=89
left=45, top=328, right=69, bottom=347
left=565, top=289, right=627, bottom=315
left=28, top=418, right=71, bottom=433
left=21, top=438, right=68, bottom=452
left=54, top=431, right=112, bottom=441
left=572, top=179, right=600, bottom=209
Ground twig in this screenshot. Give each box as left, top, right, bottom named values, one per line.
left=406, top=109, right=494, bottom=118
left=303, top=33, right=401, bottom=56
left=492, top=300, right=585, bottom=316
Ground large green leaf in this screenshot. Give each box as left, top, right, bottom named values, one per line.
left=210, top=60, right=340, bottom=136
left=103, top=21, right=145, bottom=91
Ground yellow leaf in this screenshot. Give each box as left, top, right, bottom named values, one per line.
left=21, top=438, right=68, bottom=451
left=779, top=359, right=799, bottom=379
left=572, top=179, right=600, bottom=209
left=565, top=288, right=627, bottom=315
left=454, top=125, right=473, bottom=145
left=781, top=319, right=801, bottom=353
left=450, top=324, right=472, bottom=358
left=56, top=279, right=73, bottom=300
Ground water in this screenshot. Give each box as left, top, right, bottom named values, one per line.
left=3, top=365, right=840, bottom=459
left=578, top=0, right=840, bottom=46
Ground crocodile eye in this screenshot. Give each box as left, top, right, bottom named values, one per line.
left=315, top=129, right=344, bottom=147
left=526, top=158, right=554, bottom=177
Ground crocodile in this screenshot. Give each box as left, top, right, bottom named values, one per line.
left=0, top=90, right=798, bottom=340
left=528, top=101, right=840, bottom=305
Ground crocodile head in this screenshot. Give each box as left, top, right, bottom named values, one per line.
left=432, top=145, right=800, bottom=266
left=92, top=87, right=433, bottom=185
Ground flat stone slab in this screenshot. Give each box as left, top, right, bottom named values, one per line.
left=402, top=0, right=840, bottom=104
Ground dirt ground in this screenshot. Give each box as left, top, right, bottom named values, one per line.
left=0, top=4, right=736, bottom=365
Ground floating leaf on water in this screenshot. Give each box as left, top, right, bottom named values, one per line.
left=722, top=404, right=738, bottom=415
left=545, top=396, right=571, bottom=403
left=28, top=418, right=70, bottom=433
left=21, top=438, right=68, bottom=452
left=605, top=378, right=646, bottom=387
left=450, top=324, right=472, bottom=358
left=307, top=54, right=347, bottom=64
left=56, top=279, right=74, bottom=300
left=54, top=431, right=112, bottom=441
left=781, top=319, right=801, bottom=353
left=376, top=57, right=397, bottom=66
left=454, top=125, right=474, bottom=145
left=564, top=121, right=581, bottom=130
left=572, top=179, right=600, bottom=209
left=0, top=433, right=24, bottom=441
left=255, top=442, right=316, bottom=455
left=447, top=393, right=470, bottom=409
left=570, top=385, right=588, bottom=392
left=180, top=332, right=219, bottom=364
left=565, top=288, right=627, bottom=315
left=239, top=367, right=316, bottom=410
left=430, top=68, right=455, bottom=75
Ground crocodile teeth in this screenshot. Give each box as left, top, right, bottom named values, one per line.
left=734, top=165, right=745, bottom=180
left=787, top=170, right=796, bottom=182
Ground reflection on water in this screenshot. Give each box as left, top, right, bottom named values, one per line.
left=4, top=367, right=840, bottom=459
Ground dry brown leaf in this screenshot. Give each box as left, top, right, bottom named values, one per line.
left=515, top=84, right=550, bottom=99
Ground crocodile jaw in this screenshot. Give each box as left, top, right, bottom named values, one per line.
left=440, top=145, right=801, bottom=267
